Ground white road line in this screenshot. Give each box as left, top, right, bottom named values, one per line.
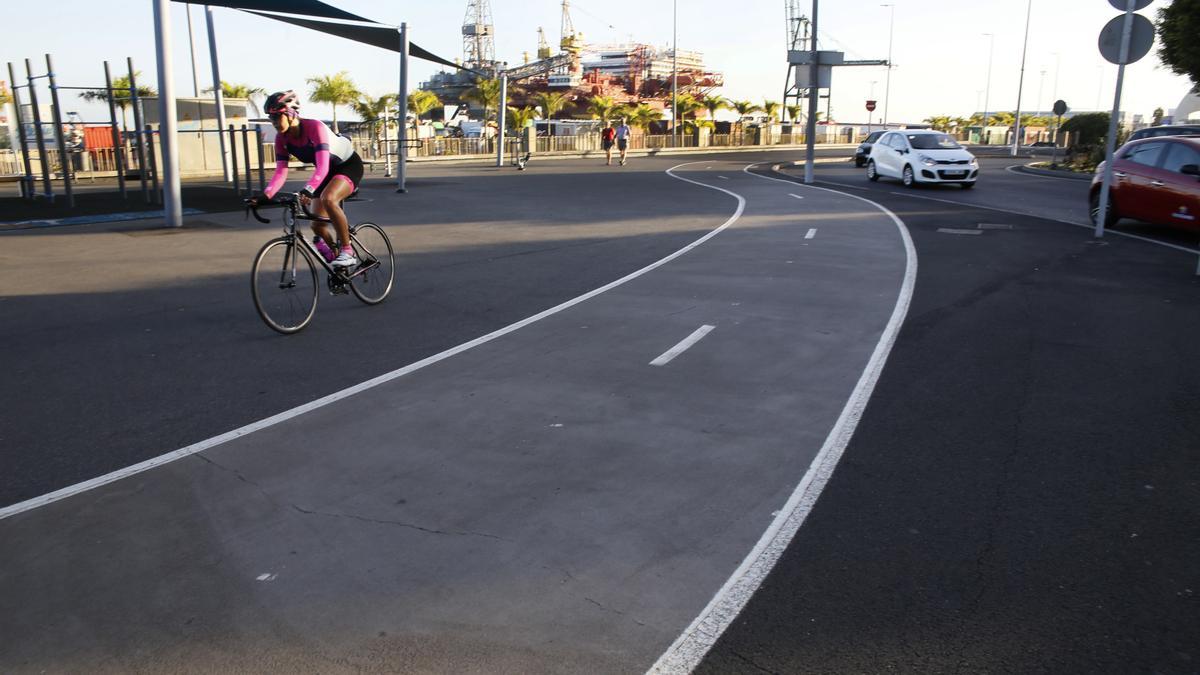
left=717, top=175, right=729, bottom=180
left=788, top=193, right=805, bottom=200
left=648, top=164, right=917, bottom=675
left=883, top=191, right=1200, bottom=256
left=805, top=228, right=818, bottom=239
left=0, top=161, right=748, bottom=522
left=650, top=325, right=716, bottom=366
left=937, top=228, right=983, bottom=235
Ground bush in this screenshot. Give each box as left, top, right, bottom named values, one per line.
left=1061, top=112, right=1110, bottom=147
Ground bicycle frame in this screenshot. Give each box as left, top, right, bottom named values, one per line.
left=271, top=199, right=382, bottom=283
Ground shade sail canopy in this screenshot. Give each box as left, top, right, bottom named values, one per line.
left=174, top=0, right=470, bottom=73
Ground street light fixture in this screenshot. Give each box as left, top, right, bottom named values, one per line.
left=881, top=3, right=895, bottom=130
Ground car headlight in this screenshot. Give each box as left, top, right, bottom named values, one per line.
left=968, top=156, right=978, bottom=166
left=920, top=154, right=937, bottom=167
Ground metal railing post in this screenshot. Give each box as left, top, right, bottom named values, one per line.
left=128, top=58, right=150, bottom=203
left=144, top=125, right=160, bottom=205
left=255, top=125, right=265, bottom=193
left=24, top=59, right=53, bottom=200
left=228, top=123, right=239, bottom=194
left=45, top=54, right=74, bottom=207
left=103, top=61, right=127, bottom=199
left=8, top=62, right=35, bottom=199
left=240, top=124, right=251, bottom=194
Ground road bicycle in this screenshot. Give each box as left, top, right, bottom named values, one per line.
left=246, top=192, right=395, bottom=334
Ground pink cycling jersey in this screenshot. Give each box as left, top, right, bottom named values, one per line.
left=263, top=118, right=355, bottom=199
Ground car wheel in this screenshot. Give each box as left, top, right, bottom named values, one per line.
left=961, top=181, right=975, bottom=190
left=1089, top=191, right=1119, bottom=228
left=902, top=165, right=915, bottom=187
left=866, top=161, right=879, bottom=182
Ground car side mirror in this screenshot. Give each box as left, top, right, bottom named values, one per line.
left=1180, top=163, right=1200, bottom=177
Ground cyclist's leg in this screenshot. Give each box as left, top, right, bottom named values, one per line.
left=309, top=221, right=335, bottom=247
left=315, top=176, right=354, bottom=251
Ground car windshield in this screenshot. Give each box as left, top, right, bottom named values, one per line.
left=908, top=133, right=961, bottom=150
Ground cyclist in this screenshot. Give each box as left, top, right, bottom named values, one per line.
left=252, top=90, right=362, bottom=268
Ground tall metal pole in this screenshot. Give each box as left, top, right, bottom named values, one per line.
left=1011, top=0, right=1032, bottom=156
left=803, top=0, right=820, bottom=184
left=382, top=101, right=392, bottom=177
left=881, top=3, right=894, bottom=130
left=205, top=6, right=231, bottom=182
left=396, top=22, right=409, bottom=193
left=103, top=61, right=127, bottom=198
left=1094, top=0, right=1137, bottom=239
left=8, top=62, right=35, bottom=199
left=45, top=54, right=74, bottom=208
left=25, top=59, right=52, bottom=200
left=982, top=33, right=994, bottom=144
left=496, top=70, right=508, bottom=167
left=672, top=0, right=678, bottom=148
left=185, top=5, right=201, bottom=97
left=153, top=0, right=183, bottom=227
left=128, top=58, right=150, bottom=202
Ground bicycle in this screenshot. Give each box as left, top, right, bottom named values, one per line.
left=246, top=192, right=395, bottom=334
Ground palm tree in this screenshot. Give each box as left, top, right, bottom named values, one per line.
left=532, top=91, right=570, bottom=120
left=306, top=71, right=360, bottom=133
left=729, top=99, right=761, bottom=137
left=79, top=74, right=157, bottom=132
left=923, top=115, right=953, bottom=131
left=785, top=104, right=803, bottom=124
left=585, top=95, right=617, bottom=125
left=204, top=81, right=265, bottom=116
left=628, top=103, right=663, bottom=134
left=762, top=100, right=781, bottom=123
left=507, top=106, right=538, bottom=131
left=676, top=94, right=705, bottom=132
left=991, top=111, right=1016, bottom=127
left=407, top=90, right=442, bottom=120
left=701, top=95, right=728, bottom=121
left=352, top=93, right=396, bottom=157
left=462, top=78, right=503, bottom=120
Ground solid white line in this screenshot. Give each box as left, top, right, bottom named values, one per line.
left=647, top=164, right=917, bottom=674
left=717, top=175, right=729, bottom=180
left=788, top=193, right=805, bottom=200
left=883, top=191, right=1200, bottom=256
left=805, top=228, right=817, bottom=239
left=650, top=325, right=716, bottom=366
left=0, top=160, right=747, bottom=522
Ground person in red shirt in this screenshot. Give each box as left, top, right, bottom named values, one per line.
left=601, top=123, right=616, bottom=166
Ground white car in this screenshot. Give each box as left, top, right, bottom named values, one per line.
left=866, top=129, right=979, bottom=189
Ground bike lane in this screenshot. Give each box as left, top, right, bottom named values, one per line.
left=0, top=161, right=911, bottom=673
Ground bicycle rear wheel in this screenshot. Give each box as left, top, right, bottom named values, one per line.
left=251, top=237, right=319, bottom=334
left=348, top=222, right=395, bottom=305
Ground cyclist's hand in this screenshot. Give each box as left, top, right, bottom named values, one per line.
left=298, top=188, right=314, bottom=209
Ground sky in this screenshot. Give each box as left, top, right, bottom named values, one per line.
left=3, top=0, right=1195, bottom=125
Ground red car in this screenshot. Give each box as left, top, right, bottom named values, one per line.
left=1090, top=136, right=1200, bottom=230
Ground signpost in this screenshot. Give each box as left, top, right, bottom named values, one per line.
left=1051, top=99, right=1068, bottom=167
left=865, top=99, right=876, bottom=134
left=1093, top=0, right=1155, bottom=238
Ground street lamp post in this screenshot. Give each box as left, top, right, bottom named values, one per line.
left=1011, top=0, right=1032, bottom=157
left=881, top=3, right=894, bottom=130
left=982, top=32, right=994, bottom=144
left=672, top=0, right=678, bottom=148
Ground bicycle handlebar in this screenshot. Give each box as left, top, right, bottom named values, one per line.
left=244, top=191, right=320, bottom=224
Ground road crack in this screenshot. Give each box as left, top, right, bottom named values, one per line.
left=290, top=505, right=511, bottom=542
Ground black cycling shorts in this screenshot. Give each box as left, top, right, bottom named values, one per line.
left=314, top=152, right=364, bottom=197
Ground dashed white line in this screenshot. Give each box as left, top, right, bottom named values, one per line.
left=717, top=175, right=729, bottom=180
left=788, top=193, right=805, bottom=200
left=805, top=228, right=817, bottom=239
left=937, top=227, right=983, bottom=235
left=650, top=325, right=716, bottom=366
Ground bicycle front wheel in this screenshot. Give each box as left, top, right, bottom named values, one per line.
left=348, top=222, right=395, bottom=305
left=251, top=238, right=319, bottom=334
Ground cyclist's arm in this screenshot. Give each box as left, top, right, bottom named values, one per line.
left=263, top=135, right=290, bottom=199
left=299, top=119, right=333, bottom=197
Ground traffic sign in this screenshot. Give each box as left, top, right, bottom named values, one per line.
left=1053, top=100, right=1068, bottom=116
left=865, top=100, right=877, bottom=112
left=1098, top=13, right=1155, bottom=65
left=1107, top=0, right=1151, bottom=9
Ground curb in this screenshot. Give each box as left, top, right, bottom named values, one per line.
left=387, top=144, right=861, bottom=167
left=1015, top=163, right=1093, bottom=181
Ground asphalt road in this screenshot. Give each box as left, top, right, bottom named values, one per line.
left=695, top=157, right=1200, bottom=673
left=2, top=148, right=1197, bottom=673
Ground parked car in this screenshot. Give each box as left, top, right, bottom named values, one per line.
left=1090, top=135, right=1200, bottom=230
left=866, top=129, right=979, bottom=188
left=854, top=131, right=885, bottom=167
left=1127, top=124, right=1200, bottom=142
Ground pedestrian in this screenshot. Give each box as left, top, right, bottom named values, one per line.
left=615, top=118, right=632, bottom=166
left=601, top=122, right=616, bottom=165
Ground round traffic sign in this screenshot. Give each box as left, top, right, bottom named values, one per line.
left=1107, top=0, right=1151, bottom=10
left=1053, top=99, right=1068, bottom=116
left=866, top=100, right=876, bottom=112
left=1098, top=13, right=1155, bottom=65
